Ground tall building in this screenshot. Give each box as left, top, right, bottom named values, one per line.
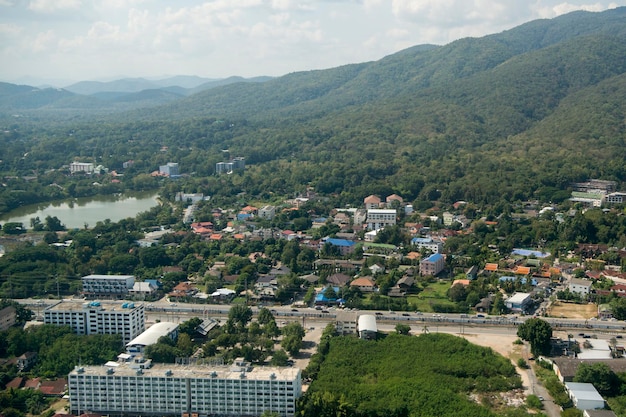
left=44, top=300, right=145, bottom=344
left=68, top=359, right=302, bottom=417
left=419, top=253, right=445, bottom=276
left=82, top=274, right=135, bottom=299
left=215, top=157, right=245, bottom=175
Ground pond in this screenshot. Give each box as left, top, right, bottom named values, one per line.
left=0, top=191, right=160, bottom=230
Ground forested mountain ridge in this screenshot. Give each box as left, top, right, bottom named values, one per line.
left=1, top=8, right=626, bottom=209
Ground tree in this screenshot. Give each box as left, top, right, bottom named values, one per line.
left=395, top=323, right=411, bottom=335
left=270, top=349, right=289, bottom=367
left=574, top=362, right=620, bottom=396
left=517, top=318, right=552, bottom=357
left=228, top=304, right=253, bottom=330
left=257, top=307, right=275, bottom=325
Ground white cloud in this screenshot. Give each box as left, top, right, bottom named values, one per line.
left=0, top=0, right=622, bottom=83
left=29, top=0, right=82, bottom=13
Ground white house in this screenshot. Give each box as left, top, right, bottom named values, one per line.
left=569, top=278, right=593, bottom=296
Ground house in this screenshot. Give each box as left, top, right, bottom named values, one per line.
left=565, top=382, right=605, bottom=410
left=466, top=265, right=479, bottom=280
left=475, top=295, right=493, bottom=313
left=364, top=195, right=382, bottom=210
left=584, top=410, right=617, bottom=417
left=350, top=277, right=376, bottom=293
left=17, top=352, right=37, bottom=372
left=420, top=253, right=445, bottom=276
left=129, top=281, right=157, bottom=298
left=484, top=263, right=499, bottom=273
left=369, top=264, right=385, bottom=275
left=505, top=292, right=532, bottom=313
left=385, top=194, right=403, bottom=207
left=327, top=273, right=351, bottom=287
left=168, top=282, right=197, bottom=301
left=39, top=378, right=68, bottom=397
left=569, top=278, right=593, bottom=296
left=335, top=311, right=358, bottom=335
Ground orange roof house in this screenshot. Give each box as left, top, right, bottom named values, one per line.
left=452, top=279, right=470, bottom=287
left=514, top=266, right=531, bottom=275
left=350, top=277, right=376, bottom=292
left=484, top=263, right=499, bottom=272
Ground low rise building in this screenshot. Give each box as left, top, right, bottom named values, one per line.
left=82, top=274, right=135, bottom=300
left=357, top=314, right=377, bottom=340
left=68, top=359, right=301, bottom=417
left=366, top=209, right=396, bottom=231
left=505, top=292, right=532, bottom=313
left=126, top=322, right=179, bottom=355
left=569, top=278, right=593, bottom=296
left=565, top=382, right=605, bottom=410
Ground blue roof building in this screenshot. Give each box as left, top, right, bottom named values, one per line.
left=420, top=253, right=445, bottom=276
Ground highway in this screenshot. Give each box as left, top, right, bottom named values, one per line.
left=17, top=297, right=626, bottom=334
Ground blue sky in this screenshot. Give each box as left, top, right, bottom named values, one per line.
left=0, top=0, right=622, bottom=86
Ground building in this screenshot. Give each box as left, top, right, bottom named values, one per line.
left=569, top=278, right=593, bottom=297
left=420, top=253, right=445, bottom=276
left=69, top=162, right=95, bottom=174
left=366, top=209, right=396, bottom=231
left=324, top=238, right=356, bottom=256
left=0, top=306, right=17, bottom=331
left=605, top=192, right=626, bottom=204
left=215, top=157, right=245, bottom=174
left=126, top=322, right=179, bottom=355
left=258, top=205, right=276, bottom=220
left=68, top=359, right=301, bottom=417
left=364, top=195, right=381, bottom=210
left=44, top=300, right=145, bottom=344
left=504, top=292, right=532, bottom=313
left=565, top=382, right=605, bottom=410
left=335, top=311, right=357, bottom=335
left=82, top=274, right=135, bottom=299
left=159, top=162, right=180, bottom=177
left=357, top=315, right=377, bottom=340
left=411, top=237, right=443, bottom=254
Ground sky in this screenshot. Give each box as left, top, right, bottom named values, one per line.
left=0, top=0, right=623, bottom=86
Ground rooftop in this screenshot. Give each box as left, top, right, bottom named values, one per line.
left=69, top=362, right=300, bottom=382
left=45, top=300, right=143, bottom=313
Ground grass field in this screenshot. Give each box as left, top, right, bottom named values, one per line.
left=547, top=301, right=597, bottom=319
left=407, top=280, right=454, bottom=312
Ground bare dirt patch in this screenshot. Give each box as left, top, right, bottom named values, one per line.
left=547, top=301, right=597, bottom=319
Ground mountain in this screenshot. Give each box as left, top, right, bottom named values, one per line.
left=1, top=8, right=625, bottom=206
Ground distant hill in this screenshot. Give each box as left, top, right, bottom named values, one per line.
left=1, top=7, right=625, bottom=206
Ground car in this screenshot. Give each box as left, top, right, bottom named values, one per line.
left=375, top=312, right=383, bottom=316
left=578, top=333, right=585, bottom=337
left=291, top=308, right=298, bottom=312
left=538, top=396, right=544, bottom=401
left=315, top=306, right=322, bottom=310
left=617, top=335, right=623, bottom=339
left=322, top=310, right=329, bottom=313
left=476, top=314, right=485, bottom=318
left=402, top=313, right=410, bottom=317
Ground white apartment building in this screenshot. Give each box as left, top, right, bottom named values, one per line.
left=366, top=209, right=397, bottom=231
left=69, top=162, right=95, bottom=174
left=82, top=274, right=135, bottom=299
left=68, top=359, right=301, bottom=417
left=258, top=205, right=276, bottom=220
left=44, top=300, right=145, bottom=344
left=411, top=237, right=444, bottom=254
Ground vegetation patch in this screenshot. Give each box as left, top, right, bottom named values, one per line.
left=297, top=333, right=523, bottom=417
